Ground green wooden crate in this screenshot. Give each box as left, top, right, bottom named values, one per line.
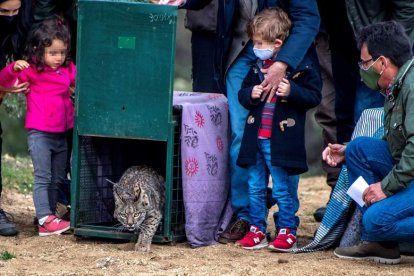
left=71, top=0, right=184, bottom=243
left=75, top=0, right=177, bottom=140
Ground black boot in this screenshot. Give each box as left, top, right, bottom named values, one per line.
left=0, top=209, right=17, bottom=236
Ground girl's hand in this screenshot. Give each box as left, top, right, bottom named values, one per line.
left=251, top=85, right=263, bottom=99
left=13, top=60, right=30, bottom=72
left=69, top=86, right=75, bottom=96
left=276, top=78, right=290, bottom=97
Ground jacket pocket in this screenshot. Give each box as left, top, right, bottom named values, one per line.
left=387, top=111, right=406, bottom=154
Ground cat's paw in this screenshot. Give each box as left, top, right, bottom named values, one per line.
left=135, top=243, right=151, bottom=252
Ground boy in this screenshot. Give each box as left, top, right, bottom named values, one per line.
left=236, top=8, right=322, bottom=251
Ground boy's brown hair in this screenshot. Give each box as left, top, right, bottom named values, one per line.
left=247, top=8, right=291, bottom=42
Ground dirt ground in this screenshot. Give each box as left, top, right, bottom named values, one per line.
left=0, top=176, right=413, bottom=275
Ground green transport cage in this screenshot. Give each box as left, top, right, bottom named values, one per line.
left=70, top=0, right=185, bottom=243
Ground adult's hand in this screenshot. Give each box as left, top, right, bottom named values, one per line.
left=363, top=182, right=387, bottom=207
left=322, top=143, right=346, bottom=167
left=0, top=81, right=29, bottom=94
left=158, top=0, right=185, bottom=5
left=260, top=61, right=287, bottom=102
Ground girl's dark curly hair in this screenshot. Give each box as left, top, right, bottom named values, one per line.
left=25, top=16, right=71, bottom=71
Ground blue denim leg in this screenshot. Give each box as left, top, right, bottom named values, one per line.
left=259, top=140, right=297, bottom=234
left=28, top=130, right=68, bottom=219
left=354, top=80, right=385, bottom=123
left=362, top=181, right=414, bottom=242
left=345, top=137, right=395, bottom=186
left=226, top=42, right=256, bottom=222
left=343, top=136, right=414, bottom=241
left=247, top=147, right=268, bottom=232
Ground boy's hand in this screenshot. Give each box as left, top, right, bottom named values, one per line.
left=276, top=78, right=290, bottom=97
left=251, top=85, right=263, bottom=99
left=13, top=60, right=30, bottom=72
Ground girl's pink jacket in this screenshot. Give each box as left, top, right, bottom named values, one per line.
left=0, top=62, right=76, bottom=132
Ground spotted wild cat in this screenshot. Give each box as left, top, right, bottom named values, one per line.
left=113, top=166, right=165, bottom=252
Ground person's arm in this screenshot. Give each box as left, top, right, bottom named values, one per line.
left=381, top=85, right=414, bottom=196
left=238, top=67, right=261, bottom=110
left=392, top=1, right=414, bottom=43
left=260, top=0, right=320, bottom=101
left=161, top=0, right=212, bottom=10
left=281, top=59, right=322, bottom=110
left=0, top=63, right=21, bottom=88
left=69, top=62, right=76, bottom=87
left=276, top=0, right=320, bottom=69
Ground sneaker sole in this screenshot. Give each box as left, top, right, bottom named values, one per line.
left=218, top=237, right=237, bottom=244
left=241, top=241, right=269, bottom=250
left=268, top=242, right=297, bottom=252
left=39, top=225, right=71, bottom=237
left=333, top=250, right=401, bottom=265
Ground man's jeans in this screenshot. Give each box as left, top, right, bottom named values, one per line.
left=247, top=139, right=299, bottom=234
left=226, top=43, right=255, bottom=222
left=28, top=130, right=67, bottom=219
left=345, top=137, right=414, bottom=242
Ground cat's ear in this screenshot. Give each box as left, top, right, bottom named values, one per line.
left=113, top=183, right=123, bottom=202
left=141, top=193, right=150, bottom=207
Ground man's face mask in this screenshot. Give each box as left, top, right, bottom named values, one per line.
left=359, top=57, right=382, bottom=91
left=253, top=47, right=274, bottom=61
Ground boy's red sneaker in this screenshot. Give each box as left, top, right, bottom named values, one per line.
left=268, top=228, right=297, bottom=252
left=38, top=215, right=70, bottom=236
left=235, top=225, right=268, bottom=250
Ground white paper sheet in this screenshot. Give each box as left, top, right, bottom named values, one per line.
left=346, top=176, right=369, bottom=207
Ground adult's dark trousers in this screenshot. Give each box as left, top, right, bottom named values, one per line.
left=314, top=33, right=341, bottom=187
left=191, top=31, right=220, bottom=93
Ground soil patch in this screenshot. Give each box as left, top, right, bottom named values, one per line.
left=0, top=176, right=413, bottom=275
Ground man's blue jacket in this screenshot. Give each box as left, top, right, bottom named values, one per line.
left=181, top=0, right=320, bottom=92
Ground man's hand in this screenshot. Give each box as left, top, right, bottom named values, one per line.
left=363, top=182, right=387, bottom=207
left=13, top=60, right=30, bottom=72
left=260, top=61, right=287, bottom=102
left=158, top=0, right=184, bottom=5
left=322, top=143, right=346, bottom=167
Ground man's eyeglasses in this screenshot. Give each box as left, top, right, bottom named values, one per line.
left=358, top=57, right=379, bottom=70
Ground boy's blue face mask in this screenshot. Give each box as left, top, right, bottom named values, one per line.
left=253, top=47, right=274, bottom=61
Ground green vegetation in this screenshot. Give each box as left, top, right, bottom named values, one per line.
left=1, top=155, right=33, bottom=194
left=0, top=250, right=16, bottom=261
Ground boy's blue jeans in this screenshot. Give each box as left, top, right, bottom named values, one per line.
left=28, top=130, right=67, bottom=219
left=247, top=139, right=299, bottom=234
left=345, top=136, right=414, bottom=242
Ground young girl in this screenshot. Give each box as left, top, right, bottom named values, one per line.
left=0, top=17, right=75, bottom=236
